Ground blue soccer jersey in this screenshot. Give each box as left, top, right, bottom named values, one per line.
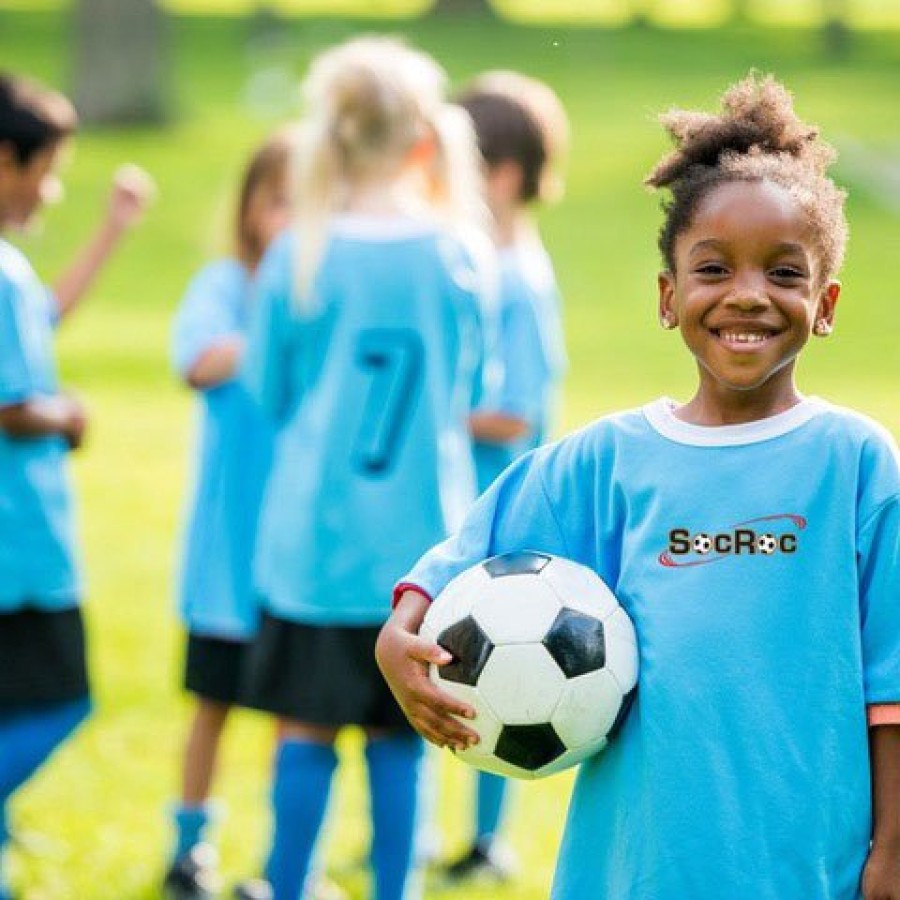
left=243, top=215, right=495, bottom=626
left=0, top=240, right=82, bottom=611
left=403, top=397, right=900, bottom=900
left=474, top=237, right=566, bottom=492
left=172, top=259, right=275, bottom=639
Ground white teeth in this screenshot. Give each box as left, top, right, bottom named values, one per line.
left=719, top=330, right=769, bottom=344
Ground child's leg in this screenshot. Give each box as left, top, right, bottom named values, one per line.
left=0, top=698, right=90, bottom=899
left=264, top=722, right=339, bottom=900
left=171, top=698, right=230, bottom=859
left=475, top=771, right=510, bottom=846
left=365, top=730, right=425, bottom=900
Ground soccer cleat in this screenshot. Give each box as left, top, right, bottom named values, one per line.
left=232, top=877, right=346, bottom=900
left=441, top=839, right=518, bottom=885
left=232, top=879, right=273, bottom=900
left=163, top=843, right=221, bottom=899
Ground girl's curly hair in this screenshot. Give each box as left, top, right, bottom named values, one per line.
left=645, top=74, right=847, bottom=280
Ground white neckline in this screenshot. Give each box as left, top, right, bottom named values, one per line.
left=643, top=396, right=829, bottom=447
left=330, top=213, right=439, bottom=241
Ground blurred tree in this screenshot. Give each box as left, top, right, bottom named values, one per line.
left=72, top=0, right=169, bottom=124
left=822, top=0, right=851, bottom=54
left=430, top=0, right=495, bottom=15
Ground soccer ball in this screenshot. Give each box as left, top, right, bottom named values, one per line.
left=757, top=533, right=778, bottom=554
left=693, top=533, right=713, bottom=554
left=420, top=551, right=638, bottom=780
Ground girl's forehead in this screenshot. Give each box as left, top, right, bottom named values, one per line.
left=685, top=179, right=812, bottom=250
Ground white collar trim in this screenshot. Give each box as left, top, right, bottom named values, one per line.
left=643, top=396, right=829, bottom=446
left=330, top=213, right=439, bottom=240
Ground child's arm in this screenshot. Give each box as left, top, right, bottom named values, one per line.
left=862, top=724, right=900, bottom=899
left=375, top=589, right=479, bottom=751
left=469, top=410, right=530, bottom=444
left=0, top=393, right=87, bottom=449
left=53, top=164, right=155, bottom=320
left=183, top=336, right=243, bottom=390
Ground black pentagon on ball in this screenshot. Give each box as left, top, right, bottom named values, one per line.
left=495, top=723, right=567, bottom=771
left=607, top=687, right=637, bottom=741
left=543, top=608, right=606, bottom=678
left=436, top=616, right=494, bottom=686
left=483, top=550, right=551, bottom=578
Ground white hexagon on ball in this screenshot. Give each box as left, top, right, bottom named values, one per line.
left=422, top=565, right=491, bottom=637
left=541, top=557, right=619, bottom=621
left=477, top=644, right=566, bottom=724
left=471, top=575, right=561, bottom=644
left=603, top=607, right=639, bottom=694
left=552, top=668, right=624, bottom=749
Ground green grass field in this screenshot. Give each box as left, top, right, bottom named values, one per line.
left=1, top=9, right=899, bottom=899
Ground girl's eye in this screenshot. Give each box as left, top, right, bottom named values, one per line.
left=770, top=267, right=805, bottom=281
left=695, top=263, right=728, bottom=276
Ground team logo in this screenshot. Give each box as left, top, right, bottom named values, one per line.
left=659, top=514, right=806, bottom=568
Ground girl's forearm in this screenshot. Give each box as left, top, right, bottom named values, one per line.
left=0, top=396, right=73, bottom=438
left=871, top=724, right=900, bottom=851
left=469, top=410, right=531, bottom=444
left=185, top=338, right=243, bottom=389
left=53, top=219, right=127, bottom=319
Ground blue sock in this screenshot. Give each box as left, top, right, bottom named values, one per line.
left=366, top=732, right=425, bottom=900
left=0, top=698, right=91, bottom=801
left=264, top=740, right=337, bottom=900
left=172, top=803, right=211, bottom=860
left=1, top=802, right=9, bottom=900
left=0, top=698, right=89, bottom=900
left=475, top=771, right=510, bottom=846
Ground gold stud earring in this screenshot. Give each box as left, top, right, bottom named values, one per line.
left=814, top=319, right=833, bottom=337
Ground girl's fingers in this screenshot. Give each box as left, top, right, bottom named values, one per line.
left=407, top=634, right=453, bottom=667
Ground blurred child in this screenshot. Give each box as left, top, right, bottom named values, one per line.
left=235, top=36, right=493, bottom=900
left=378, top=74, right=900, bottom=899
left=438, top=70, right=569, bottom=886
left=0, top=73, right=153, bottom=900
left=164, top=130, right=297, bottom=900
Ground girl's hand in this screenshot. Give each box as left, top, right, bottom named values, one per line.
left=376, top=590, right=480, bottom=751
left=106, top=164, right=156, bottom=232
left=58, top=393, right=88, bottom=449
left=862, top=843, right=900, bottom=900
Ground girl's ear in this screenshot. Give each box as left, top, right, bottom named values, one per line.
left=658, top=271, right=678, bottom=330
left=814, top=280, right=841, bottom=337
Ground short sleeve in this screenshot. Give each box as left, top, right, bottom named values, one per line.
left=0, top=277, right=36, bottom=406
left=859, top=494, right=900, bottom=705
left=494, top=296, right=552, bottom=423
left=171, top=261, right=245, bottom=378
left=399, top=448, right=572, bottom=602
left=241, top=234, right=297, bottom=422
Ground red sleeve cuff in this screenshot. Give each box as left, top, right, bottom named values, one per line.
left=867, top=703, right=900, bottom=727
left=392, top=582, right=433, bottom=610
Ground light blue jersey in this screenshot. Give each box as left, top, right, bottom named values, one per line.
left=243, top=216, right=494, bottom=627
left=404, top=398, right=900, bottom=900
left=0, top=240, right=81, bottom=611
left=474, top=237, right=565, bottom=492
left=172, top=259, right=274, bottom=639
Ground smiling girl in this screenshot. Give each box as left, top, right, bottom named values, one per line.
left=377, top=74, right=900, bottom=900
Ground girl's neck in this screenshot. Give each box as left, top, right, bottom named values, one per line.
left=492, top=207, right=537, bottom=249
left=676, top=378, right=804, bottom=426
left=342, top=178, right=428, bottom=219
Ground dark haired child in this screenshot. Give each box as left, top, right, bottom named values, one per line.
left=164, top=130, right=297, bottom=900
left=437, top=70, right=569, bottom=886
left=377, top=74, right=900, bottom=899
left=0, top=73, right=153, bottom=900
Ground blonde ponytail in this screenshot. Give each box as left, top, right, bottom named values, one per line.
left=290, top=36, right=486, bottom=311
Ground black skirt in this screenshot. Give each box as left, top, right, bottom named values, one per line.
left=184, top=632, right=250, bottom=705
left=0, top=607, right=90, bottom=709
left=241, top=612, right=411, bottom=730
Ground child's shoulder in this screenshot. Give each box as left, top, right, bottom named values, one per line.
left=0, top=238, right=37, bottom=289
left=809, top=398, right=899, bottom=455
